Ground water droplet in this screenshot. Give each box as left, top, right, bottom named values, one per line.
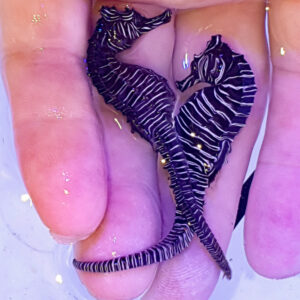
left=21, top=193, right=31, bottom=203
left=160, top=158, right=167, bottom=165
left=113, top=118, right=123, bottom=130
left=55, top=274, right=63, bottom=284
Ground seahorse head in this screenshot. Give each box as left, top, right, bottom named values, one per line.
left=96, top=6, right=172, bottom=52
left=191, top=35, right=232, bottom=84
left=176, top=35, right=232, bottom=92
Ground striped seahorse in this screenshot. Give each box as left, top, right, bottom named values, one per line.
left=73, top=6, right=256, bottom=279
left=73, top=6, right=197, bottom=274
left=175, top=35, right=257, bottom=273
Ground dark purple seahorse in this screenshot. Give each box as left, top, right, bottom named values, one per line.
left=73, top=6, right=256, bottom=279
left=175, top=35, right=257, bottom=274
left=73, top=6, right=196, bottom=274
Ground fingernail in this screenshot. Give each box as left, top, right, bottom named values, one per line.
left=50, top=232, right=90, bottom=244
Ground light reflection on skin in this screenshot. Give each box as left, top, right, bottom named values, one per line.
left=62, top=171, right=71, bottom=183
left=113, top=117, right=123, bottom=130
left=55, top=274, right=63, bottom=284
left=20, top=193, right=33, bottom=207
left=62, top=171, right=71, bottom=196
left=31, top=0, right=48, bottom=25
left=31, top=11, right=47, bottom=24
left=280, top=46, right=286, bottom=56
left=21, top=193, right=31, bottom=203
left=182, top=52, right=189, bottom=69
left=47, top=106, right=66, bottom=120
left=160, top=158, right=166, bottom=165
left=31, top=14, right=42, bottom=24
left=110, top=235, right=117, bottom=244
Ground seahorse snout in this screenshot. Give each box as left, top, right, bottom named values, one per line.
left=176, top=74, right=200, bottom=92
left=139, top=9, right=172, bottom=33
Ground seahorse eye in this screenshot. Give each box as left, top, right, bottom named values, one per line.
left=209, top=57, right=224, bottom=80
left=191, top=61, right=198, bottom=73
left=96, top=22, right=104, bottom=33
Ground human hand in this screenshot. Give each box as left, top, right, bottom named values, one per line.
left=1, top=0, right=299, bottom=299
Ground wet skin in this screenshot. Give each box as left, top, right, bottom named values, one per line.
left=1, top=0, right=300, bottom=299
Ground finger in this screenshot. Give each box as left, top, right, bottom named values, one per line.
left=245, top=0, right=300, bottom=278
left=74, top=103, right=162, bottom=300
left=144, top=1, right=269, bottom=299
left=74, top=2, right=176, bottom=299
left=0, top=0, right=107, bottom=242
left=101, top=0, right=251, bottom=10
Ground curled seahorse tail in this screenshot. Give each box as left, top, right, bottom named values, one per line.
left=73, top=121, right=200, bottom=274
left=73, top=210, right=193, bottom=273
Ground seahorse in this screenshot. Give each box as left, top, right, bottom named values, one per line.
left=73, top=6, right=196, bottom=274
left=175, top=35, right=257, bottom=273
left=73, top=6, right=256, bottom=279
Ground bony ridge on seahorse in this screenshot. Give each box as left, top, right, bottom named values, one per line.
left=73, top=6, right=256, bottom=280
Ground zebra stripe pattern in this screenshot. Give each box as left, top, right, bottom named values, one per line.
left=175, top=35, right=256, bottom=203
left=73, top=7, right=256, bottom=280
left=175, top=35, right=256, bottom=277
left=74, top=6, right=196, bottom=274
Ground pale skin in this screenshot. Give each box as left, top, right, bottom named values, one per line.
left=0, top=0, right=299, bottom=299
